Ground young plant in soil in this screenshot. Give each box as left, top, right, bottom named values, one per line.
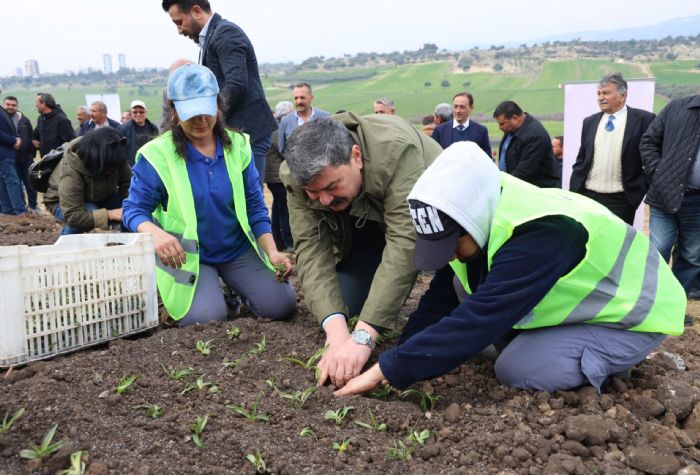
left=220, top=356, right=245, bottom=370
left=56, top=450, right=86, bottom=475
left=245, top=449, right=267, bottom=474
left=279, top=346, right=326, bottom=371
left=187, top=415, right=208, bottom=448
left=370, top=385, right=398, bottom=400
left=249, top=335, right=266, bottom=355
left=115, top=375, right=138, bottom=395
left=386, top=440, right=414, bottom=461
left=332, top=438, right=353, bottom=453
left=354, top=409, right=388, bottom=432
left=0, top=408, right=25, bottom=432
left=272, top=384, right=316, bottom=409
left=19, top=425, right=69, bottom=461
left=226, top=325, right=241, bottom=340
left=136, top=404, right=164, bottom=419
left=408, top=429, right=431, bottom=447
left=181, top=375, right=219, bottom=395
left=226, top=396, right=270, bottom=422
left=196, top=339, right=215, bottom=356
left=299, top=427, right=317, bottom=441
left=324, top=406, right=355, bottom=425
left=161, top=365, right=194, bottom=381
left=400, top=388, right=440, bottom=411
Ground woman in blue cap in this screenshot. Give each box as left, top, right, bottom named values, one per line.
left=123, top=64, right=296, bottom=325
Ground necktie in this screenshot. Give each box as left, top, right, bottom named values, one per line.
left=499, top=135, right=512, bottom=171
left=605, top=115, right=615, bottom=132
left=456, top=125, right=465, bottom=132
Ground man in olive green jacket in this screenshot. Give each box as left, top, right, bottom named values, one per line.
left=43, top=134, right=131, bottom=235
left=280, top=113, right=442, bottom=388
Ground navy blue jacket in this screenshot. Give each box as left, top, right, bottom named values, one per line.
left=0, top=107, right=17, bottom=161
left=201, top=13, right=277, bottom=142
left=431, top=120, right=491, bottom=157
left=117, top=119, right=160, bottom=166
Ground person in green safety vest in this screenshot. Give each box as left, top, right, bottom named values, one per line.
left=336, top=141, right=686, bottom=396
left=123, top=64, right=296, bottom=325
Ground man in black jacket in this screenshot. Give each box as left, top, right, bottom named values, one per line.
left=640, top=95, right=700, bottom=296
left=117, top=100, right=159, bottom=166
left=3, top=96, right=37, bottom=211
left=162, top=0, right=277, bottom=189
left=569, top=73, right=655, bottom=225
left=31, top=93, right=75, bottom=157
left=493, top=101, right=559, bottom=188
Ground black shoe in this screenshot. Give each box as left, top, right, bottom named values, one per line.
left=685, top=314, right=694, bottom=327
left=688, top=288, right=700, bottom=301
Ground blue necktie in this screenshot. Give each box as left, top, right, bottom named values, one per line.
left=456, top=125, right=465, bottom=133
left=605, top=115, right=615, bottom=132
left=499, top=135, right=512, bottom=171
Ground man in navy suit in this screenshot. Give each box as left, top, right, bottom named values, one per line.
left=431, top=92, right=491, bottom=157
left=570, top=73, right=655, bottom=225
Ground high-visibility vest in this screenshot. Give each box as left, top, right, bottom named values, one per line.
left=137, top=130, right=273, bottom=320
left=450, top=174, right=685, bottom=335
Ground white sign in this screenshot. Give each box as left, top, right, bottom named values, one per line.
left=85, top=94, right=122, bottom=123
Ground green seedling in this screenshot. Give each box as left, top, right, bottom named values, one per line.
left=400, top=388, right=440, bottom=411
left=299, top=427, right=317, bottom=441
left=376, top=328, right=401, bottom=345
left=161, top=365, right=194, bottom=381
left=279, top=346, right=326, bottom=371
left=277, top=386, right=316, bottom=409
left=181, top=375, right=219, bottom=395
left=136, top=404, right=164, bottom=419
left=187, top=415, right=208, bottom=448
left=19, top=425, right=68, bottom=461
left=354, top=409, right=388, bottom=432
left=56, top=450, right=86, bottom=475
left=245, top=449, right=267, bottom=474
left=347, top=315, right=360, bottom=331
left=332, top=438, right=353, bottom=453
left=115, top=375, right=138, bottom=395
left=226, top=325, right=241, bottom=340
left=0, top=408, right=25, bottom=432
left=249, top=335, right=266, bottom=355
left=196, top=339, right=215, bottom=356
left=408, top=429, right=431, bottom=447
left=386, top=440, right=414, bottom=461
left=221, top=356, right=245, bottom=370
left=324, top=406, right=355, bottom=425
left=227, top=397, right=270, bottom=422
left=370, top=385, right=398, bottom=400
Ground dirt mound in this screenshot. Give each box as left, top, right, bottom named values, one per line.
left=0, top=212, right=61, bottom=246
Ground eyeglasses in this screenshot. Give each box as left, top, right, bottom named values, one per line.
left=131, top=110, right=146, bottom=115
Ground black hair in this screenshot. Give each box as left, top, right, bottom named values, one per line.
left=4, top=96, right=18, bottom=103
left=554, top=135, right=564, bottom=146
left=36, top=93, right=56, bottom=109
left=161, top=0, right=211, bottom=13
left=453, top=92, right=474, bottom=107
left=75, top=128, right=128, bottom=176
left=493, top=101, right=523, bottom=119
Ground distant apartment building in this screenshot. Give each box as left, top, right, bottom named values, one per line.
left=118, top=54, right=127, bottom=70
left=24, top=59, right=39, bottom=77
left=103, top=54, right=113, bottom=74
left=15, top=68, right=23, bottom=78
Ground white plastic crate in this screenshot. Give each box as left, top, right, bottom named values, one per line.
left=0, top=233, right=158, bottom=367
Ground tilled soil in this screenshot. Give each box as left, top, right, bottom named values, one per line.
left=2, top=213, right=700, bottom=475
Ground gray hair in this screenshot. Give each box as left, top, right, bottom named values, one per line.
left=599, top=72, right=627, bottom=95
left=284, top=117, right=356, bottom=186
left=374, top=97, right=394, bottom=107
left=274, top=101, right=293, bottom=120
left=77, top=105, right=90, bottom=114
left=434, top=103, right=452, bottom=122
left=90, top=101, right=107, bottom=113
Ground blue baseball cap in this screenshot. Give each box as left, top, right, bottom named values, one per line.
left=167, top=64, right=219, bottom=122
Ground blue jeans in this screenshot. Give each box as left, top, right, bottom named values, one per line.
left=267, top=182, right=293, bottom=250
left=251, top=134, right=272, bottom=192
left=0, top=158, right=27, bottom=215
left=15, top=158, right=37, bottom=209
left=649, top=193, right=700, bottom=292
left=53, top=192, right=123, bottom=235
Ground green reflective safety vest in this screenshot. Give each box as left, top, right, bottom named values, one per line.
left=137, top=130, right=273, bottom=320
left=450, top=174, right=685, bottom=335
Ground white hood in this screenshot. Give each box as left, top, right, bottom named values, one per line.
left=407, top=141, right=501, bottom=248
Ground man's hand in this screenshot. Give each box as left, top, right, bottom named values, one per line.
left=318, top=319, right=378, bottom=388
left=14, top=138, right=21, bottom=150
left=31, top=139, right=40, bottom=149
left=107, top=208, right=123, bottom=222
left=334, top=363, right=388, bottom=396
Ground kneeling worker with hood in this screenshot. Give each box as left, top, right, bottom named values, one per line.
left=336, top=141, right=686, bottom=396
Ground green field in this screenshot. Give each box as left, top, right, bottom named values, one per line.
left=5, top=58, right=695, bottom=137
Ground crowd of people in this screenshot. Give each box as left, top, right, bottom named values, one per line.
left=0, top=0, right=695, bottom=396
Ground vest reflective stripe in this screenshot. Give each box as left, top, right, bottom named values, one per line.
left=449, top=173, right=685, bottom=335
left=137, top=130, right=272, bottom=319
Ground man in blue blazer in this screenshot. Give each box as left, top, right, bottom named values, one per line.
left=431, top=92, right=491, bottom=157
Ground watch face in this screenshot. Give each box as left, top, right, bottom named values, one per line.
left=352, top=330, right=373, bottom=347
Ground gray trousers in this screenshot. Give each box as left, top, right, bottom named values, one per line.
left=453, top=275, right=666, bottom=392
left=180, top=247, right=296, bottom=326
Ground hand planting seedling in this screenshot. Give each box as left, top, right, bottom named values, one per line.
left=181, top=375, right=219, bottom=395
left=56, top=450, right=86, bottom=475
left=161, top=365, right=194, bottom=381
left=386, top=440, right=414, bottom=461
left=136, top=404, right=164, bottom=419
left=408, top=429, right=430, bottom=446
left=196, top=339, right=215, bottom=356
left=0, top=408, right=25, bottom=432
left=115, top=375, right=138, bottom=395
left=354, top=409, right=388, bottom=432
left=19, top=425, right=68, bottom=461
left=226, top=396, right=270, bottom=422
left=324, top=406, right=354, bottom=425
left=279, top=346, right=326, bottom=371
left=226, top=325, right=241, bottom=340
left=245, top=449, right=267, bottom=474
left=332, top=438, right=353, bottom=453
left=276, top=386, right=316, bottom=409
left=400, top=388, right=440, bottom=411
left=248, top=335, right=266, bottom=355
left=299, top=427, right=317, bottom=441
left=187, top=415, right=208, bottom=448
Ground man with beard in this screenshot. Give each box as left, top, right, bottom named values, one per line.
left=278, top=83, right=329, bottom=154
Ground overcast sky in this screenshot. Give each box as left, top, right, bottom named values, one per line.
left=4, top=0, right=699, bottom=77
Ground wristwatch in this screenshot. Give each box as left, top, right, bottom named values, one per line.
left=351, top=329, right=376, bottom=350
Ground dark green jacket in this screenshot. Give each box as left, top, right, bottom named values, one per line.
left=280, top=113, right=442, bottom=328
left=43, top=137, right=131, bottom=231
